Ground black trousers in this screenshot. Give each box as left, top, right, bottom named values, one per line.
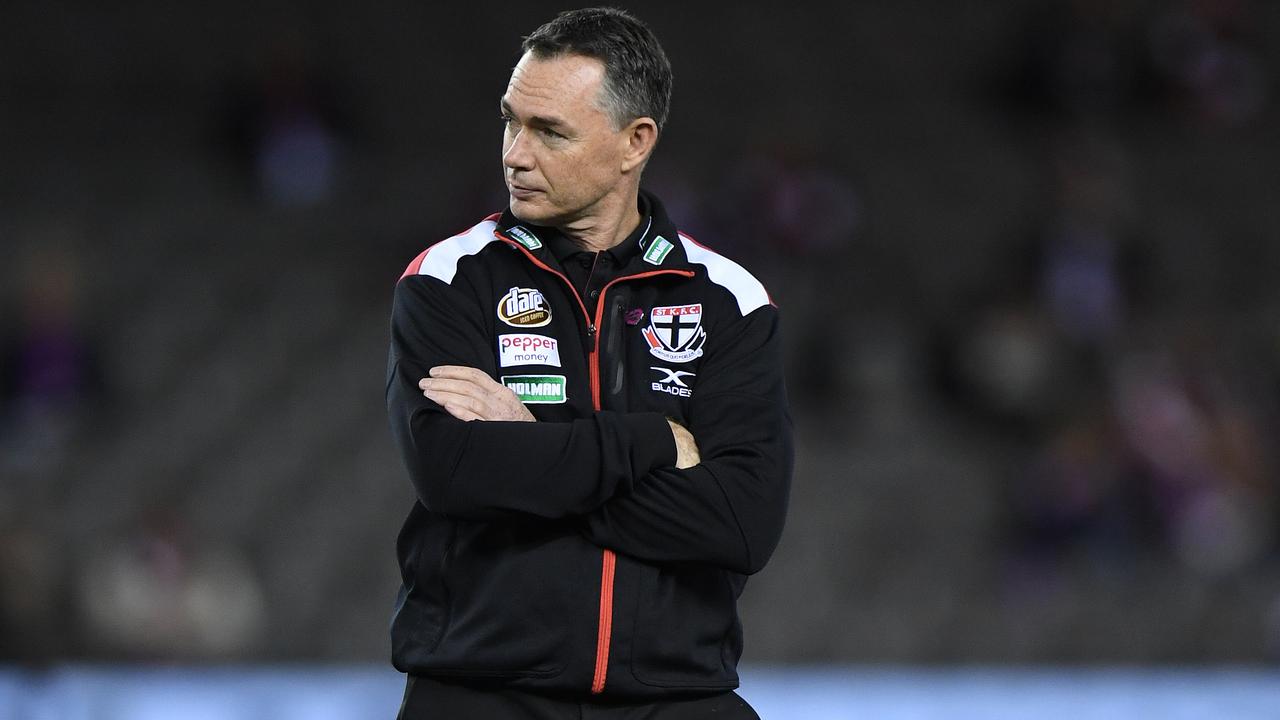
left=397, top=675, right=762, bottom=720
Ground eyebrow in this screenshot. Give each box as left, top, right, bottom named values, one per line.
left=500, top=98, right=570, bottom=130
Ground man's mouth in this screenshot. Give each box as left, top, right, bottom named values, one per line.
left=508, top=183, right=542, bottom=199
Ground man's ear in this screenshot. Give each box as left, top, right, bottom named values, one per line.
left=620, top=117, right=659, bottom=173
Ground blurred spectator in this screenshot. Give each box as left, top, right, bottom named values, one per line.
left=998, top=0, right=1269, bottom=130
left=932, top=129, right=1147, bottom=435
left=1034, top=131, right=1146, bottom=351
left=77, top=507, right=267, bottom=660
left=933, top=300, right=1073, bottom=438
left=1112, top=341, right=1275, bottom=576
left=700, top=146, right=863, bottom=267
left=0, top=233, right=105, bottom=477
left=760, top=156, right=863, bottom=260
left=698, top=146, right=863, bottom=412
left=1146, top=0, right=1269, bottom=129
left=1008, top=411, right=1145, bottom=564
left=222, top=29, right=356, bottom=208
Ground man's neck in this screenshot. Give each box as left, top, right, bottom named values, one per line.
left=558, top=186, right=642, bottom=253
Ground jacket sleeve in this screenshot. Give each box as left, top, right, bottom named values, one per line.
left=579, top=304, right=794, bottom=574
left=387, top=269, right=676, bottom=520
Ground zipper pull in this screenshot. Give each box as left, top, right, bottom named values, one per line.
left=587, top=323, right=597, bottom=338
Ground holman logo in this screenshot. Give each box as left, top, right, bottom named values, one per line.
left=501, top=374, right=567, bottom=404
left=642, top=303, right=706, bottom=363
left=643, top=235, right=674, bottom=266
left=498, top=287, right=551, bottom=327
left=507, top=226, right=542, bottom=251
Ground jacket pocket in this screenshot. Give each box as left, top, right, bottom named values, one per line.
left=391, top=506, right=454, bottom=662
left=630, top=563, right=742, bottom=688
left=417, top=520, right=590, bottom=678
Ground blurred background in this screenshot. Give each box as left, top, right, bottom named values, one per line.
left=3, top=0, right=1280, bottom=716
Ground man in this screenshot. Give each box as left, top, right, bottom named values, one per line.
left=386, top=8, right=792, bottom=718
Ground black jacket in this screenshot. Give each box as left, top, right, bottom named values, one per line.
left=385, top=191, right=793, bottom=700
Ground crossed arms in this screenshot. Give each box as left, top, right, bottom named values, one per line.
left=386, top=275, right=792, bottom=574
left=418, top=365, right=700, bottom=468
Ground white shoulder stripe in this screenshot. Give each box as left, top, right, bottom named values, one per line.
left=419, top=220, right=500, bottom=283
left=678, top=234, right=771, bottom=316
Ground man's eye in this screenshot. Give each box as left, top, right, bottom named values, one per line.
left=540, top=127, right=564, bottom=140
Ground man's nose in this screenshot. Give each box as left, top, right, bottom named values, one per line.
left=503, top=129, right=534, bottom=171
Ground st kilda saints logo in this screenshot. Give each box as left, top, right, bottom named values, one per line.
left=642, top=304, right=706, bottom=363
left=498, top=287, right=551, bottom=327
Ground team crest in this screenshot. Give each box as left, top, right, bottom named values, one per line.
left=642, top=304, right=706, bottom=363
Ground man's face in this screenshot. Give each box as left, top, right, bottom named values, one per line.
left=500, top=52, right=630, bottom=226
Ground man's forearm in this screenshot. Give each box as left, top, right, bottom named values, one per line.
left=388, top=359, right=676, bottom=519
left=579, top=457, right=789, bottom=575
left=578, top=393, right=792, bottom=575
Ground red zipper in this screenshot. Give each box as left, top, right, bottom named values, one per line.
left=591, top=550, right=617, bottom=693
left=496, top=231, right=694, bottom=694
left=584, top=270, right=692, bottom=409
left=582, top=269, right=691, bottom=694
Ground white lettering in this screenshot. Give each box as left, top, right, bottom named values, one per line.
left=652, top=305, right=700, bottom=317
left=499, top=288, right=552, bottom=327
left=651, top=382, right=692, bottom=398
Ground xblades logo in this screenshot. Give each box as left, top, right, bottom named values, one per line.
left=651, top=367, right=694, bottom=387
left=650, top=366, right=695, bottom=397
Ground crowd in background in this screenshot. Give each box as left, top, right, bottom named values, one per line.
left=2, top=0, right=1279, bottom=665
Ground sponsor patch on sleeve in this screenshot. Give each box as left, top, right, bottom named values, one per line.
left=498, top=334, right=562, bottom=367
left=501, top=374, right=568, bottom=404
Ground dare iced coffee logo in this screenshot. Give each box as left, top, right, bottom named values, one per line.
left=498, top=287, right=552, bottom=327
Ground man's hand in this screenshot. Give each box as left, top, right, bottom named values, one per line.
left=667, top=419, right=700, bottom=469
left=420, top=366, right=535, bottom=422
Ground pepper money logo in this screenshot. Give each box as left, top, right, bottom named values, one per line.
left=498, top=334, right=561, bottom=367
left=498, top=287, right=551, bottom=327
left=501, top=374, right=567, bottom=404
left=642, top=304, right=706, bottom=363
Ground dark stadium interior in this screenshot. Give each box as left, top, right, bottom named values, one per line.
left=3, top=0, right=1280, bottom=670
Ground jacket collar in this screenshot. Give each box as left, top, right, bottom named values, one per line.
left=494, top=189, right=692, bottom=274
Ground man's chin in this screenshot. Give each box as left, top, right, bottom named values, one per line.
left=509, top=196, right=558, bottom=225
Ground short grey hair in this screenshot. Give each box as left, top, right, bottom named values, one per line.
left=522, top=7, right=673, bottom=132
